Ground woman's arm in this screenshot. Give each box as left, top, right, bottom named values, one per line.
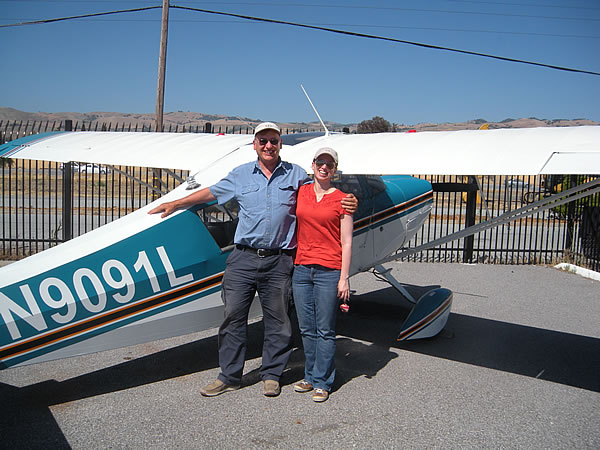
left=337, top=213, right=354, bottom=301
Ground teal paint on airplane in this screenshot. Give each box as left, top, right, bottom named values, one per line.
left=351, top=175, right=433, bottom=236
left=0, top=132, right=65, bottom=158
left=0, top=209, right=229, bottom=368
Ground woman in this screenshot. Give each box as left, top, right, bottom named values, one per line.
left=292, top=147, right=353, bottom=402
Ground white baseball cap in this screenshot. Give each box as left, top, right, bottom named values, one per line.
left=254, top=122, right=281, bottom=135
left=314, top=147, right=338, bottom=165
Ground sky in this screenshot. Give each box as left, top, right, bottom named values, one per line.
left=1, top=0, right=599, bottom=125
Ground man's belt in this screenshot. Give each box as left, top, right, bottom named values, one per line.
left=236, top=244, right=294, bottom=258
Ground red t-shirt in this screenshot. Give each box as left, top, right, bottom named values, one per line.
left=294, top=183, right=349, bottom=269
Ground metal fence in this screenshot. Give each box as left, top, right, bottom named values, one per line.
left=405, top=175, right=599, bottom=271
left=1, top=159, right=188, bottom=256
left=0, top=119, right=321, bottom=144
left=1, top=120, right=598, bottom=271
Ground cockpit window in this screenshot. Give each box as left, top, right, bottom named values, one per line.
left=196, top=200, right=239, bottom=250
left=331, top=175, right=372, bottom=220
left=366, top=176, right=386, bottom=195
left=331, top=175, right=364, bottom=203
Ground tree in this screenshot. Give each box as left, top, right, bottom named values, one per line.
left=357, top=116, right=391, bottom=133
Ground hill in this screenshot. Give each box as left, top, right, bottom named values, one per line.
left=0, top=107, right=598, bottom=132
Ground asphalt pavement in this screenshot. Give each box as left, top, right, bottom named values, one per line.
left=1, top=262, right=599, bottom=448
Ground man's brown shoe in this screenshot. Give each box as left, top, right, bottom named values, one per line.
left=312, top=388, right=329, bottom=402
left=199, top=379, right=240, bottom=397
left=263, top=380, right=281, bottom=397
left=294, top=380, right=313, bottom=393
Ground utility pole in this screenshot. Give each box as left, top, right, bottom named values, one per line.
left=153, top=0, right=169, bottom=199
left=155, top=0, right=169, bottom=132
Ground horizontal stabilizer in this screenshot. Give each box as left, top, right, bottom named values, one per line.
left=397, top=288, right=453, bottom=341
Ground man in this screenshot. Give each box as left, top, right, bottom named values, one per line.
left=149, top=122, right=357, bottom=397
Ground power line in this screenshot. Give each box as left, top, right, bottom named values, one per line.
left=3, top=15, right=598, bottom=40
left=1, top=3, right=598, bottom=76
left=442, top=0, right=600, bottom=12
left=0, top=5, right=161, bottom=28
left=171, top=5, right=600, bottom=76
left=320, top=24, right=600, bottom=40
left=173, top=1, right=600, bottom=22
left=3, top=14, right=599, bottom=40
left=2, top=0, right=599, bottom=16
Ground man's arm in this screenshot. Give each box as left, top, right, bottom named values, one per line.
left=341, top=193, right=358, bottom=215
left=148, top=187, right=216, bottom=218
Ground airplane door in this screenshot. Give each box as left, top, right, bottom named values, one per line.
left=366, top=176, right=407, bottom=264
left=331, top=175, right=371, bottom=274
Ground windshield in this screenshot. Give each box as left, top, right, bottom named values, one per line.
left=281, top=132, right=325, bottom=146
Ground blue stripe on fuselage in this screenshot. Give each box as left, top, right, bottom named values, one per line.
left=353, top=191, right=433, bottom=236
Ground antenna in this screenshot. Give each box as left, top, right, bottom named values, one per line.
left=300, top=84, right=329, bottom=136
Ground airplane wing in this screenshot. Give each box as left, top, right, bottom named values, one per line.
left=0, top=131, right=255, bottom=173
left=1, top=126, right=599, bottom=176
left=281, top=126, right=600, bottom=175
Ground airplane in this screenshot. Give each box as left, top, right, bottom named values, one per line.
left=1, top=125, right=599, bottom=369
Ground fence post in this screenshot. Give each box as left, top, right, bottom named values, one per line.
left=463, top=176, right=478, bottom=262
left=565, top=174, right=578, bottom=251
left=62, top=120, right=73, bottom=242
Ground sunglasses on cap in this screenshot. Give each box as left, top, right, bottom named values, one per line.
left=256, top=137, right=280, bottom=146
left=314, top=159, right=336, bottom=170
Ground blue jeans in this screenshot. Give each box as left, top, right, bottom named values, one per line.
left=292, top=264, right=341, bottom=392
left=218, top=247, right=293, bottom=385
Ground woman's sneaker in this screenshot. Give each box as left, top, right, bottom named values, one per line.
left=312, top=388, right=329, bottom=402
left=294, top=380, right=313, bottom=393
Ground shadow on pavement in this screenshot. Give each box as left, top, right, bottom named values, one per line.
left=338, top=285, right=600, bottom=393
left=0, top=321, right=264, bottom=448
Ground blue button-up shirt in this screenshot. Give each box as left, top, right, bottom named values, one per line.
left=210, top=159, right=310, bottom=249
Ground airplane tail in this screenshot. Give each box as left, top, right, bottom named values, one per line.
left=371, top=265, right=453, bottom=341
left=397, top=288, right=453, bottom=341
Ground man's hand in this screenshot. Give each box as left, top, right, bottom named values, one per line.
left=341, top=193, right=358, bottom=214
left=148, top=187, right=216, bottom=219
left=148, top=201, right=178, bottom=218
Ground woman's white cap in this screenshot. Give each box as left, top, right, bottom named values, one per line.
left=313, top=147, right=338, bottom=164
